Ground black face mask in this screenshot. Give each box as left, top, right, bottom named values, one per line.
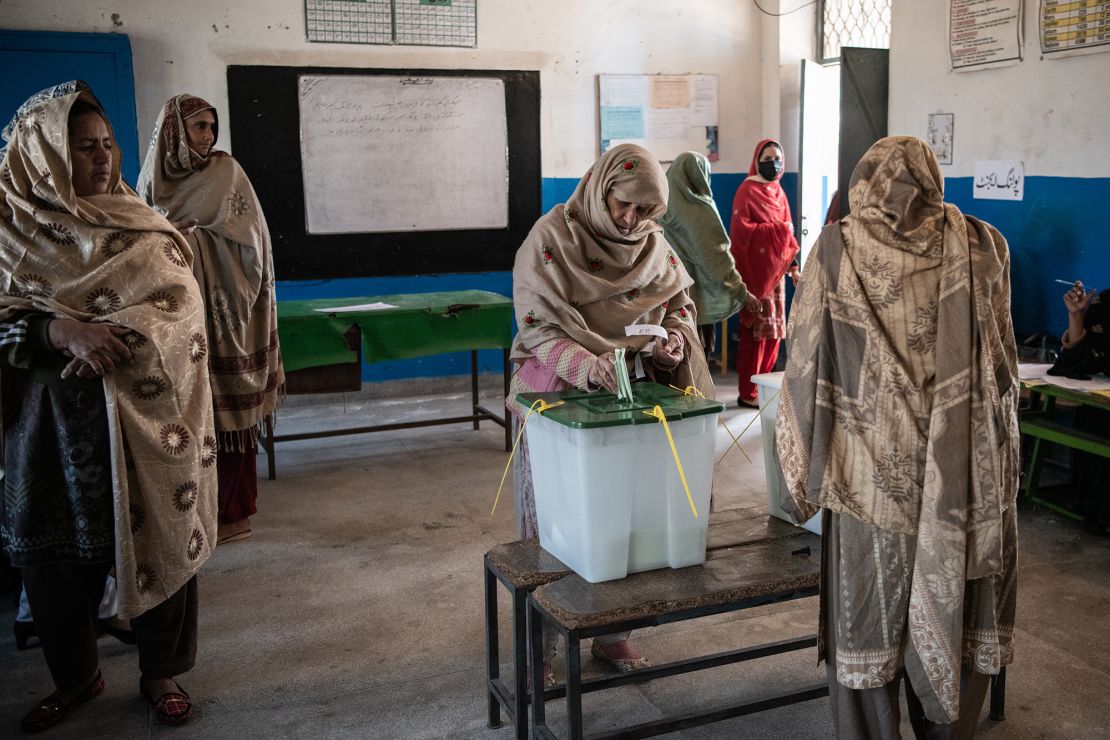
left=758, top=159, right=783, bottom=180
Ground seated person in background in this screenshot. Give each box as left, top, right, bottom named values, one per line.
left=138, top=94, right=284, bottom=545
left=659, top=151, right=760, bottom=356
left=1052, top=281, right=1109, bottom=379
left=776, top=136, right=1019, bottom=737
left=508, top=143, right=713, bottom=686
left=1049, top=281, right=1110, bottom=531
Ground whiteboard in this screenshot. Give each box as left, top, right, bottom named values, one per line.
left=299, top=75, right=509, bottom=234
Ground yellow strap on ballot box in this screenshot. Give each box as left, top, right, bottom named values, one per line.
left=490, top=398, right=565, bottom=516
left=643, top=404, right=699, bottom=519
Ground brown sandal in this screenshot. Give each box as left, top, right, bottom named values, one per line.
left=21, top=670, right=105, bottom=733
left=140, top=679, right=193, bottom=726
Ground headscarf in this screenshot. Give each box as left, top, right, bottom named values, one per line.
left=0, top=85, right=217, bottom=618
left=729, top=138, right=799, bottom=303
left=511, top=143, right=711, bottom=392
left=138, top=95, right=283, bottom=446
left=658, top=152, right=748, bottom=324
left=775, top=136, right=1019, bottom=721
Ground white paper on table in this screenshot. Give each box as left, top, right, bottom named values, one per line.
left=1019, top=362, right=1110, bottom=393
left=625, top=323, right=668, bottom=339
left=314, top=302, right=398, bottom=313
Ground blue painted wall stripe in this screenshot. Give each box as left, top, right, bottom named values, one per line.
left=277, top=173, right=1105, bottom=380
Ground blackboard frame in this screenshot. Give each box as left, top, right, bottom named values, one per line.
left=227, top=65, right=540, bottom=281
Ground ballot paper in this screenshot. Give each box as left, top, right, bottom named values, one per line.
left=313, top=302, right=397, bottom=313
left=625, top=323, right=668, bottom=339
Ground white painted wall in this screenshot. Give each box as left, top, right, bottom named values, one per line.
left=1, top=0, right=783, bottom=177
left=890, top=0, right=1110, bottom=176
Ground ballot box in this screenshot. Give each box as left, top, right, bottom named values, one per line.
left=751, top=372, right=822, bottom=535
left=518, top=383, right=724, bottom=583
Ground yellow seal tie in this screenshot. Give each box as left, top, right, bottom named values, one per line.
left=643, top=404, right=698, bottom=518
left=668, top=384, right=705, bottom=399
left=490, top=398, right=565, bottom=516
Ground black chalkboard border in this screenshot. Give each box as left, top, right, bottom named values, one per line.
left=227, top=65, right=540, bottom=281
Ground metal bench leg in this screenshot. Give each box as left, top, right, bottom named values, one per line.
left=263, top=415, right=277, bottom=480
left=484, top=564, right=501, bottom=728
left=529, top=600, right=549, bottom=736
left=989, top=667, right=1006, bottom=721
left=512, top=587, right=529, bottom=739
left=566, top=631, right=583, bottom=740
left=471, top=350, right=481, bottom=431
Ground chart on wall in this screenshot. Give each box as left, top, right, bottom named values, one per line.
left=298, top=74, right=509, bottom=234
left=1040, top=0, right=1110, bottom=57
left=304, top=0, right=476, bottom=47
left=598, top=74, right=719, bottom=163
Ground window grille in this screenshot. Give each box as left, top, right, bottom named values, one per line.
left=818, top=0, right=891, bottom=63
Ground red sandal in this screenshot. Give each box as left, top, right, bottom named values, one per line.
left=140, top=679, right=193, bottom=726
left=21, top=670, right=105, bottom=733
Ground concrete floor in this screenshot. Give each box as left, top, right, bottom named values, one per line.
left=1, top=372, right=1109, bottom=738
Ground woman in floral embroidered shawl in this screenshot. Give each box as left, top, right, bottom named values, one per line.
left=775, top=136, right=1019, bottom=737
left=729, top=138, right=800, bottom=407
left=0, top=82, right=215, bottom=731
left=508, top=143, right=712, bottom=684
left=138, top=94, right=284, bottom=545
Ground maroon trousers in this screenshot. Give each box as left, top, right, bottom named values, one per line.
left=216, top=435, right=258, bottom=524
left=736, top=323, right=781, bottom=403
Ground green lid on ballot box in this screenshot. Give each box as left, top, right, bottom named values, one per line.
left=516, top=382, right=724, bottom=429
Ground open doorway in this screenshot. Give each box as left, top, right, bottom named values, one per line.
left=797, top=47, right=889, bottom=269
left=797, top=59, right=840, bottom=269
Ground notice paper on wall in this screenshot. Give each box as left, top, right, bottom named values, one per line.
left=927, top=113, right=955, bottom=165
left=599, top=74, right=719, bottom=163
left=949, top=0, right=1023, bottom=71
left=973, top=160, right=1024, bottom=200
left=1040, top=0, right=1110, bottom=59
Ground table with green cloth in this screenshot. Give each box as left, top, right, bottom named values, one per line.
left=265, top=290, right=514, bottom=478
left=1019, top=364, right=1110, bottom=529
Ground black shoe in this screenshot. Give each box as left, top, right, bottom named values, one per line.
left=14, top=620, right=38, bottom=651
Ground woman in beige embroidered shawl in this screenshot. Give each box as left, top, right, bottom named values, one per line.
left=0, top=82, right=215, bottom=730
left=138, top=94, right=283, bottom=545
left=509, top=143, right=713, bottom=685
left=775, top=136, right=1019, bottom=737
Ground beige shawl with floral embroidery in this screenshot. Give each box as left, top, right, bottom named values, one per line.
left=511, top=144, right=712, bottom=394
left=138, top=94, right=283, bottom=448
left=775, top=136, right=1019, bottom=721
left=0, top=90, right=216, bottom=618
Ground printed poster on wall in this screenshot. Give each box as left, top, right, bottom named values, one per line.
left=1040, top=0, right=1110, bottom=58
left=598, top=74, right=719, bottom=163
left=973, top=160, right=1024, bottom=200
left=949, top=0, right=1024, bottom=71
left=927, top=113, right=955, bottom=164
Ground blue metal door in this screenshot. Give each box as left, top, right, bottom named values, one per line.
left=0, top=30, right=139, bottom=185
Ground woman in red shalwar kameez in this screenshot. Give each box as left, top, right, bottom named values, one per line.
left=728, top=139, right=800, bottom=407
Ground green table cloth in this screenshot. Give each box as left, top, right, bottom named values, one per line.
left=278, top=290, right=514, bottom=374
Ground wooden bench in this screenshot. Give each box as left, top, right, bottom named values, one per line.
left=483, top=509, right=812, bottom=739
left=527, top=532, right=824, bottom=739
left=1021, top=380, right=1110, bottom=529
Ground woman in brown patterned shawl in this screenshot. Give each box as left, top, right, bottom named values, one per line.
left=0, top=82, right=214, bottom=730
left=138, top=94, right=283, bottom=545
left=508, top=143, right=713, bottom=685
left=775, top=136, right=1019, bottom=737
